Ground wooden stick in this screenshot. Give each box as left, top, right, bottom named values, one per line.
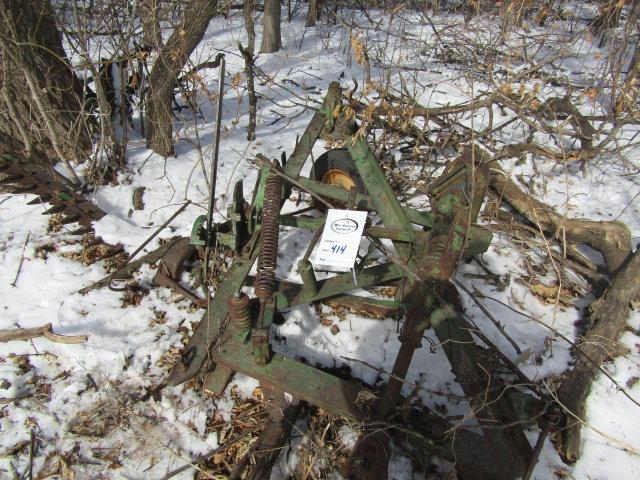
left=489, top=163, right=632, bottom=273
left=10, top=231, right=30, bottom=287
left=0, top=323, right=87, bottom=344
left=556, top=248, right=640, bottom=463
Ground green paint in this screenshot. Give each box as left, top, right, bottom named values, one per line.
left=167, top=232, right=261, bottom=386
left=435, top=194, right=454, bottom=214
left=190, top=215, right=207, bottom=245
left=212, top=337, right=366, bottom=419
left=284, top=82, right=341, bottom=180
left=347, top=135, right=413, bottom=262
left=276, top=262, right=405, bottom=310
left=451, top=231, right=464, bottom=252
left=279, top=213, right=325, bottom=230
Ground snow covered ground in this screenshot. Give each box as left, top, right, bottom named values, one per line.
left=2, top=3, right=640, bottom=479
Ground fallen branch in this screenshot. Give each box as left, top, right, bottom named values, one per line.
left=555, top=248, right=640, bottom=463
left=375, top=96, right=494, bottom=118
left=0, top=323, right=87, bottom=344
left=489, top=164, right=631, bottom=273
left=496, top=142, right=582, bottom=163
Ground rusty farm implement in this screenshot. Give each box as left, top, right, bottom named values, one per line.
left=152, top=81, right=556, bottom=479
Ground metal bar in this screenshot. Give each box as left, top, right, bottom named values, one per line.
left=365, top=226, right=416, bottom=242
left=377, top=164, right=489, bottom=416
left=167, top=232, right=260, bottom=386
left=297, top=177, right=371, bottom=209
left=283, top=81, right=342, bottom=180
left=324, top=295, right=402, bottom=319
left=125, top=200, right=192, bottom=261
left=431, top=308, right=534, bottom=473
left=211, top=336, right=518, bottom=475
left=275, top=262, right=405, bottom=309
left=294, top=177, right=436, bottom=229
left=204, top=54, right=226, bottom=282
left=207, top=53, right=226, bottom=219
left=396, top=409, right=530, bottom=480
left=279, top=213, right=325, bottom=230
left=346, top=135, right=413, bottom=262
left=405, top=209, right=434, bottom=228
left=376, top=285, right=437, bottom=416
left=280, top=214, right=417, bottom=242
left=212, top=337, right=365, bottom=419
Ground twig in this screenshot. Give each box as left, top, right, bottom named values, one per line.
left=454, top=279, right=522, bottom=355
left=301, top=420, right=331, bottom=480
left=0, top=323, right=87, bottom=344
left=10, top=231, right=30, bottom=287
left=28, top=429, right=35, bottom=480
left=479, top=293, right=640, bottom=409
left=543, top=379, right=640, bottom=457
left=159, top=429, right=259, bottom=480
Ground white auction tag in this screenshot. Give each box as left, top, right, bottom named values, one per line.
left=312, top=209, right=368, bottom=272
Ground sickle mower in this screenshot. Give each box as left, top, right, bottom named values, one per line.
left=153, top=81, right=552, bottom=479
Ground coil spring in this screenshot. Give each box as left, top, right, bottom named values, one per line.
left=254, top=162, right=282, bottom=301
left=229, top=292, right=252, bottom=331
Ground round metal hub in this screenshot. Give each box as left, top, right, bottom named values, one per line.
left=320, top=168, right=357, bottom=190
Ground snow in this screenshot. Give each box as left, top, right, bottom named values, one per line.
left=2, top=2, right=640, bottom=479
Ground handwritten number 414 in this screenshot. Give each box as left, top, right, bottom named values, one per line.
left=330, top=244, right=347, bottom=254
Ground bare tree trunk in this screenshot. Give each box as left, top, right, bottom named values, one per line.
left=260, top=0, right=282, bottom=53
left=240, top=0, right=257, bottom=140
left=615, top=0, right=640, bottom=115
left=306, top=0, right=318, bottom=27
left=616, top=40, right=640, bottom=115
left=69, top=0, right=122, bottom=182
left=140, top=0, right=163, bottom=50
left=0, top=0, right=93, bottom=169
left=145, top=0, right=218, bottom=157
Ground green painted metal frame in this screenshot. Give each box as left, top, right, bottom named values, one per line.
left=168, top=231, right=260, bottom=385
left=164, top=82, right=542, bottom=479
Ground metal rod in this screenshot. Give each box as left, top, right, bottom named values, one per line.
left=108, top=200, right=191, bottom=291
left=302, top=223, right=324, bottom=262
left=204, top=53, right=226, bottom=283
left=127, top=200, right=192, bottom=261
left=207, top=53, right=225, bottom=225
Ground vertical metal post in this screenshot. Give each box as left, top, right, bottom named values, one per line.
left=204, top=54, right=226, bottom=283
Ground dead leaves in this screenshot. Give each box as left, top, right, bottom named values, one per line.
left=350, top=35, right=367, bottom=67
left=36, top=453, right=77, bottom=480
left=195, top=386, right=268, bottom=477
left=68, top=400, right=122, bottom=438
left=515, top=277, right=579, bottom=307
